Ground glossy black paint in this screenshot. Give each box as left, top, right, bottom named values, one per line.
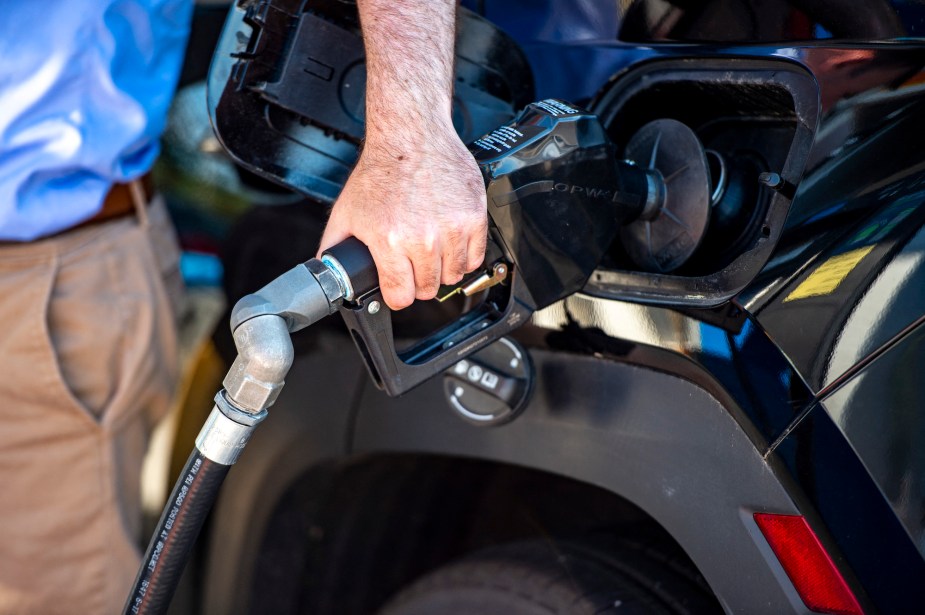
left=727, top=48, right=925, bottom=607
left=747, top=99, right=925, bottom=392
left=820, top=324, right=925, bottom=566
left=501, top=43, right=925, bottom=612
left=773, top=405, right=925, bottom=611
left=522, top=298, right=814, bottom=451
left=591, top=5, right=925, bottom=605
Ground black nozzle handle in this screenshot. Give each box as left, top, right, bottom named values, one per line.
left=321, top=236, right=378, bottom=301
left=337, top=274, right=533, bottom=397
left=321, top=236, right=534, bottom=397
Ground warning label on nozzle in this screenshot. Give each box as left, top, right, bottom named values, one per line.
left=473, top=126, right=525, bottom=153
left=534, top=99, right=579, bottom=116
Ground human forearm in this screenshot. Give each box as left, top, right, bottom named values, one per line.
left=319, top=0, right=487, bottom=310
left=358, top=0, right=457, bottom=145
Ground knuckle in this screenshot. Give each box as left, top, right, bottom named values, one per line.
left=467, top=249, right=485, bottom=271
left=415, top=273, right=441, bottom=300
left=383, top=285, right=414, bottom=310
left=444, top=223, right=465, bottom=247
left=446, top=250, right=468, bottom=278
left=416, top=285, right=439, bottom=301
left=471, top=212, right=489, bottom=233
left=377, top=267, right=413, bottom=310
left=470, top=228, right=487, bottom=247
left=408, top=232, right=440, bottom=257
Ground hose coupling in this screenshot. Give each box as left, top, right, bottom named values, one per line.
left=195, top=391, right=269, bottom=465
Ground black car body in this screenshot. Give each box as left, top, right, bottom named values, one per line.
left=173, top=1, right=925, bottom=613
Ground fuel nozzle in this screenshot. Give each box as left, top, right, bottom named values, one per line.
left=217, top=101, right=712, bottom=403
left=471, top=100, right=711, bottom=277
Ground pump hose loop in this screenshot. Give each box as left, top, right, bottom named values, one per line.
left=122, top=450, right=230, bottom=615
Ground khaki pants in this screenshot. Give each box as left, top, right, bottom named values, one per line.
left=0, top=197, right=181, bottom=614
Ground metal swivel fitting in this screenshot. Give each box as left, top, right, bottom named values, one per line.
left=196, top=256, right=348, bottom=466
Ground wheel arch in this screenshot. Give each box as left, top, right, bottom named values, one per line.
left=349, top=349, right=807, bottom=613
left=201, top=338, right=807, bottom=614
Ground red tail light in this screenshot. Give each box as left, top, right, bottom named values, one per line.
left=754, top=513, right=863, bottom=615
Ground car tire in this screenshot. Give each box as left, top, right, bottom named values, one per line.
left=378, top=540, right=718, bottom=615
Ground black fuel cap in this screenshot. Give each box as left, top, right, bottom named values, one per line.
left=443, top=337, right=533, bottom=426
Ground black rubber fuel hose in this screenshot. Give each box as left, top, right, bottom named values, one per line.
left=123, top=449, right=230, bottom=615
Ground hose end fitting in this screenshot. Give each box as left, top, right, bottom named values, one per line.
left=195, top=392, right=269, bottom=465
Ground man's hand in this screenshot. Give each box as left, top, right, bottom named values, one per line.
left=318, top=126, right=487, bottom=310
left=316, top=0, right=487, bottom=310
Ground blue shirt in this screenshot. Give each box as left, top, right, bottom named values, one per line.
left=0, top=0, right=192, bottom=240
